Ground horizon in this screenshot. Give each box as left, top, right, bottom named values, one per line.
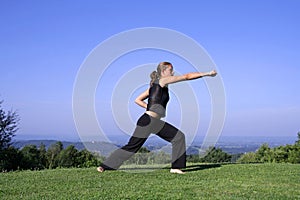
left=13, top=133, right=298, bottom=145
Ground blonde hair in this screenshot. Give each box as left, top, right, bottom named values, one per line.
left=150, top=62, right=172, bottom=86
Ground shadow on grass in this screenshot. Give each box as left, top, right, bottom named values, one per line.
left=119, top=166, right=169, bottom=171
left=183, top=164, right=221, bottom=172
left=118, top=163, right=221, bottom=172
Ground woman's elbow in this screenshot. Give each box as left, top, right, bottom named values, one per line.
left=135, top=99, right=144, bottom=106
left=184, top=74, right=192, bottom=80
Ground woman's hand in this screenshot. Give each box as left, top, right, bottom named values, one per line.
left=208, top=70, right=217, bottom=77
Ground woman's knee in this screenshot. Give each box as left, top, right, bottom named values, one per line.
left=172, top=131, right=185, bottom=143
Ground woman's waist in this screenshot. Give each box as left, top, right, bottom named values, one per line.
left=146, top=104, right=166, bottom=117
left=145, top=111, right=163, bottom=119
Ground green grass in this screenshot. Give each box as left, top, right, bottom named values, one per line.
left=1, top=163, right=299, bottom=199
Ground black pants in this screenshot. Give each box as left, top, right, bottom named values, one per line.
left=100, top=113, right=186, bottom=170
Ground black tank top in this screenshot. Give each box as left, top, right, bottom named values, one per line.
left=147, top=80, right=169, bottom=117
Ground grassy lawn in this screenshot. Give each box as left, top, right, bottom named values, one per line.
left=0, top=163, right=299, bottom=199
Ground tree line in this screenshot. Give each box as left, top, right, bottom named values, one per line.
left=0, top=100, right=103, bottom=172
left=125, top=133, right=300, bottom=165
left=0, top=141, right=104, bottom=172
left=237, top=133, right=300, bottom=164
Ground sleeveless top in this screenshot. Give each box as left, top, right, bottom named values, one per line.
left=146, top=79, right=170, bottom=117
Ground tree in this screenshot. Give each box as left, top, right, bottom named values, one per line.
left=256, top=143, right=273, bottom=162
left=238, top=132, right=300, bottom=164
left=273, top=145, right=289, bottom=163
left=46, top=141, right=63, bottom=169
left=20, top=145, right=41, bottom=170
left=201, top=147, right=232, bottom=163
left=237, top=152, right=258, bottom=163
left=39, top=143, right=47, bottom=169
left=296, top=131, right=300, bottom=146
left=0, top=146, right=23, bottom=172
left=0, top=100, right=19, bottom=150
left=287, top=145, right=300, bottom=164
left=76, top=149, right=102, bottom=168
left=0, top=100, right=20, bottom=171
left=57, top=145, right=78, bottom=168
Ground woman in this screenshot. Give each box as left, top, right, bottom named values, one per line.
left=97, top=62, right=217, bottom=174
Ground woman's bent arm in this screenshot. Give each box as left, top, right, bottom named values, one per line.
left=134, top=89, right=149, bottom=109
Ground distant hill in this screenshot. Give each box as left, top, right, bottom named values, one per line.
left=13, top=140, right=84, bottom=150
left=12, top=135, right=296, bottom=157
left=12, top=140, right=205, bottom=156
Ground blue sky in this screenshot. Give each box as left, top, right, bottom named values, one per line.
left=1, top=0, right=300, bottom=142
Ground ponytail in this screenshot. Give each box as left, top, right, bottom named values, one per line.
left=150, top=71, right=158, bottom=86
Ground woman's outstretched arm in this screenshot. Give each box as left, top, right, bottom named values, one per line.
left=160, top=70, right=217, bottom=87
left=134, top=89, right=149, bottom=109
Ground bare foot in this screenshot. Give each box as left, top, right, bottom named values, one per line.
left=170, top=169, right=185, bottom=174
left=97, top=166, right=105, bottom=173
